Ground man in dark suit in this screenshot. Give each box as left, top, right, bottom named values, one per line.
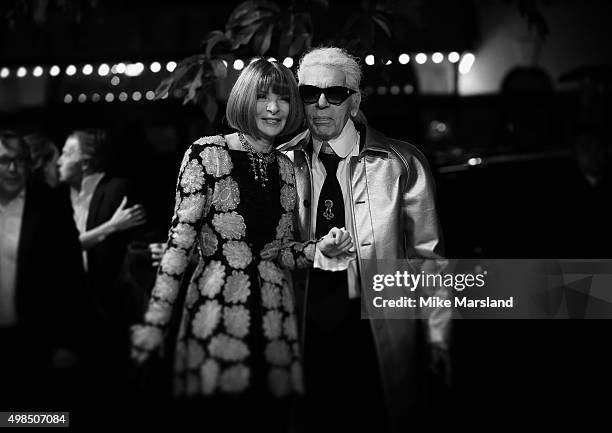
left=57, top=129, right=147, bottom=405
left=0, top=130, right=86, bottom=408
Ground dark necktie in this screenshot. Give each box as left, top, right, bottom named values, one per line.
left=315, top=145, right=344, bottom=238
left=307, top=142, right=349, bottom=330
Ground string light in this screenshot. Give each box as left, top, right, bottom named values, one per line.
left=17, top=67, right=27, bottom=78
left=125, top=62, right=144, bottom=76
left=398, top=54, right=410, bottom=64
left=166, top=61, right=177, bottom=72
left=82, top=64, right=93, bottom=75
left=132, top=91, right=142, bottom=101
left=33, top=66, right=43, bottom=77
left=105, top=93, right=115, bottom=102
left=118, top=92, right=128, bottom=102
left=77, top=93, right=87, bottom=103
left=150, top=62, right=161, bottom=73
left=432, top=52, right=444, bottom=64
left=98, top=64, right=110, bottom=76
left=459, top=52, right=475, bottom=74
left=415, top=53, right=427, bottom=64
left=115, top=63, right=126, bottom=74
left=390, top=85, right=400, bottom=95
left=0, top=68, right=9, bottom=78
left=365, top=55, right=375, bottom=66
left=448, top=52, right=460, bottom=63
left=92, top=93, right=101, bottom=102
left=49, top=65, right=60, bottom=76
left=63, top=94, right=73, bottom=103
left=283, top=57, right=293, bottom=68
left=66, top=65, right=77, bottom=76
left=233, top=59, right=245, bottom=70
left=145, top=91, right=155, bottom=100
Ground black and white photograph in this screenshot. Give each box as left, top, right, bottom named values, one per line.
left=1, top=0, right=611, bottom=430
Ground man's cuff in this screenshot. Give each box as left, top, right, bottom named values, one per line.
left=313, top=246, right=355, bottom=271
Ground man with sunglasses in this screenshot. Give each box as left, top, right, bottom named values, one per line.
left=279, top=47, right=450, bottom=433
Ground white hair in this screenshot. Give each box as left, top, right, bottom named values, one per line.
left=297, top=47, right=362, bottom=90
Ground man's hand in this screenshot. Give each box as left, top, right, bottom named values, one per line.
left=109, top=196, right=146, bottom=232
left=318, top=227, right=353, bottom=258
left=430, top=341, right=451, bottom=387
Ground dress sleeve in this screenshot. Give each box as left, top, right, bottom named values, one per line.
left=131, top=143, right=211, bottom=358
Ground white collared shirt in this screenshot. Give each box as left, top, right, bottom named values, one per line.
left=311, top=119, right=361, bottom=298
left=0, top=189, right=25, bottom=327
left=70, top=172, right=105, bottom=270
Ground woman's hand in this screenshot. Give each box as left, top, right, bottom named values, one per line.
left=109, top=196, right=146, bottom=232
left=318, top=227, right=354, bottom=258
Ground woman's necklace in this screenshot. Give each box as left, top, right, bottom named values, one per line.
left=238, top=132, right=275, bottom=188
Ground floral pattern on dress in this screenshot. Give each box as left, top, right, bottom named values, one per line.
left=260, top=239, right=281, bottom=260
left=219, top=364, right=250, bottom=393
left=199, top=224, right=218, bottom=257
left=283, top=316, right=298, bottom=340
left=145, top=300, right=172, bottom=325
left=208, top=334, right=250, bottom=362
left=198, top=260, right=226, bottom=298
left=131, top=325, right=163, bottom=351
left=180, top=160, right=206, bottom=194
left=201, top=359, right=220, bottom=395
left=282, top=283, right=295, bottom=313
left=261, top=282, right=281, bottom=309
left=279, top=249, right=295, bottom=270
left=277, top=154, right=295, bottom=185
left=212, top=177, right=240, bottom=212
left=172, top=223, right=197, bottom=249
left=263, top=310, right=283, bottom=340
left=177, top=193, right=206, bottom=223
left=280, top=184, right=296, bottom=212
left=187, top=339, right=205, bottom=369
left=223, top=305, right=250, bottom=338
left=275, top=212, right=293, bottom=239
left=223, top=241, right=252, bottom=269
left=265, top=340, right=292, bottom=366
left=200, top=146, right=233, bottom=178
left=258, top=261, right=284, bottom=285
left=151, top=274, right=180, bottom=303
left=223, top=271, right=251, bottom=304
left=212, top=212, right=246, bottom=240
left=161, top=247, right=188, bottom=275
left=192, top=300, right=222, bottom=340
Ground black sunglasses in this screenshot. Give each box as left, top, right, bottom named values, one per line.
left=299, top=85, right=357, bottom=105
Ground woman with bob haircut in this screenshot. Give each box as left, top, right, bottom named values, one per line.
left=131, top=59, right=352, bottom=428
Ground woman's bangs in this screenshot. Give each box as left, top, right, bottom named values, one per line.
left=257, top=68, right=291, bottom=98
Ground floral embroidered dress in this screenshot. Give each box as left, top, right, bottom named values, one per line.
left=132, top=135, right=315, bottom=399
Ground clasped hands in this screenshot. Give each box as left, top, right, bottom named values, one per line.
left=318, top=227, right=354, bottom=259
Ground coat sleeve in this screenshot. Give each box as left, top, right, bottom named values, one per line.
left=131, top=143, right=211, bottom=358
left=400, top=148, right=451, bottom=347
